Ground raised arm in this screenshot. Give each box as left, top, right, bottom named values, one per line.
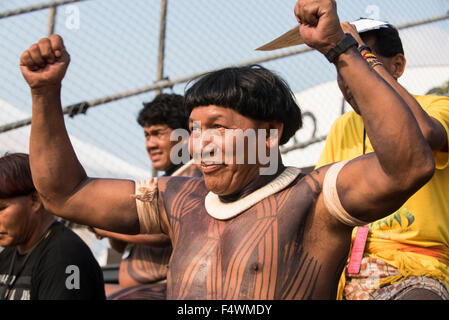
left=294, top=0, right=435, bottom=223
left=20, top=35, right=139, bottom=234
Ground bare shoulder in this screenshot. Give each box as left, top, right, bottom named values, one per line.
left=300, top=164, right=353, bottom=234
left=298, top=164, right=330, bottom=197
left=158, top=175, right=207, bottom=201
left=298, top=164, right=353, bottom=259
left=309, top=162, right=352, bottom=234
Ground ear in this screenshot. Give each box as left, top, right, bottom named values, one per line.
left=29, top=191, right=43, bottom=213
left=266, top=121, right=284, bottom=149
left=390, top=53, right=406, bottom=79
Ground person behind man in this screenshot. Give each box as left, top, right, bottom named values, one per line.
left=0, top=153, right=105, bottom=300
left=92, top=94, right=201, bottom=299
left=137, top=93, right=201, bottom=178
left=316, top=20, right=449, bottom=300
left=20, top=0, right=436, bottom=299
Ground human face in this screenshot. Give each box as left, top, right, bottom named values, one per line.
left=188, top=105, right=273, bottom=196
left=0, top=195, right=37, bottom=248
left=144, top=124, right=178, bottom=171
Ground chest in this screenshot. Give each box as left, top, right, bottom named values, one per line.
left=166, top=181, right=317, bottom=299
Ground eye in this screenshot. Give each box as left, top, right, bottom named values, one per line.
left=213, top=124, right=226, bottom=130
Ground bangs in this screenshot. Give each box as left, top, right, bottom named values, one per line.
left=184, top=65, right=302, bottom=145
left=0, top=153, right=35, bottom=198
left=185, top=68, right=244, bottom=112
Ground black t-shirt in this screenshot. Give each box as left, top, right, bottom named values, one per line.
left=0, top=221, right=105, bottom=300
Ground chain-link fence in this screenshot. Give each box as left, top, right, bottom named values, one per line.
left=1, top=0, right=448, bottom=267
left=1, top=0, right=449, bottom=177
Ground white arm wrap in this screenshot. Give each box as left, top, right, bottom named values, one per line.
left=134, top=178, right=162, bottom=234
left=323, top=161, right=369, bottom=227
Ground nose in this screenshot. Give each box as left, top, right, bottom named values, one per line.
left=190, top=128, right=221, bottom=161
left=146, top=135, right=158, bottom=150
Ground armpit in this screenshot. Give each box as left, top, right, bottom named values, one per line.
left=132, top=178, right=163, bottom=234
left=323, top=161, right=369, bottom=227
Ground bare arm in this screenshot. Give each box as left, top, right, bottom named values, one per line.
left=21, top=35, right=140, bottom=234
left=91, top=228, right=171, bottom=253
left=295, top=0, right=435, bottom=223
left=341, top=22, right=448, bottom=152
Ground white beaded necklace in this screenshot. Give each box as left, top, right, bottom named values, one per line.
left=205, top=167, right=301, bottom=220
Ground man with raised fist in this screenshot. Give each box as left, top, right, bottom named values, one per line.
left=20, top=0, right=435, bottom=299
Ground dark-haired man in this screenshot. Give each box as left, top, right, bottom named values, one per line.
left=22, top=0, right=435, bottom=299
left=137, top=94, right=199, bottom=177
left=92, top=93, right=201, bottom=299
left=316, top=19, right=449, bottom=300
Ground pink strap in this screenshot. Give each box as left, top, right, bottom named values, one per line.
left=347, top=225, right=370, bottom=274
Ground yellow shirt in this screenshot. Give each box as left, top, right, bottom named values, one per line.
left=317, top=94, right=449, bottom=291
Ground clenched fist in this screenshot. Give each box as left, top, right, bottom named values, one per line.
left=294, top=0, right=345, bottom=55
left=20, top=34, right=70, bottom=91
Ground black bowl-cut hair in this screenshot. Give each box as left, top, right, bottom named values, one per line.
left=138, top=93, right=189, bottom=131
left=184, top=64, right=302, bottom=145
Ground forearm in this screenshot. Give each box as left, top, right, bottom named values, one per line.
left=22, top=35, right=141, bottom=235
left=336, top=48, right=433, bottom=180
left=99, top=229, right=171, bottom=247
left=30, top=87, right=87, bottom=210
left=30, top=91, right=140, bottom=233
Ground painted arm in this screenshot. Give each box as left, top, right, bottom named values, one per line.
left=294, top=0, right=435, bottom=223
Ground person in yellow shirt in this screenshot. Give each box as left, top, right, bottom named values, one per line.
left=317, top=19, right=449, bottom=300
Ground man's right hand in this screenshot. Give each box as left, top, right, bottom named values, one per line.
left=20, top=34, right=70, bottom=91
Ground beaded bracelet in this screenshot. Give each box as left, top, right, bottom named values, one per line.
left=368, top=60, right=383, bottom=68
left=363, top=53, right=377, bottom=60
left=361, top=51, right=383, bottom=69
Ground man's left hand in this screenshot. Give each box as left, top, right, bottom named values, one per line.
left=340, top=22, right=365, bottom=47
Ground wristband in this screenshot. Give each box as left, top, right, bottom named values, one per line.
left=325, top=33, right=358, bottom=63
left=358, top=45, right=372, bottom=53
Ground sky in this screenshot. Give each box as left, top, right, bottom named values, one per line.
left=0, top=0, right=448, bottom=174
